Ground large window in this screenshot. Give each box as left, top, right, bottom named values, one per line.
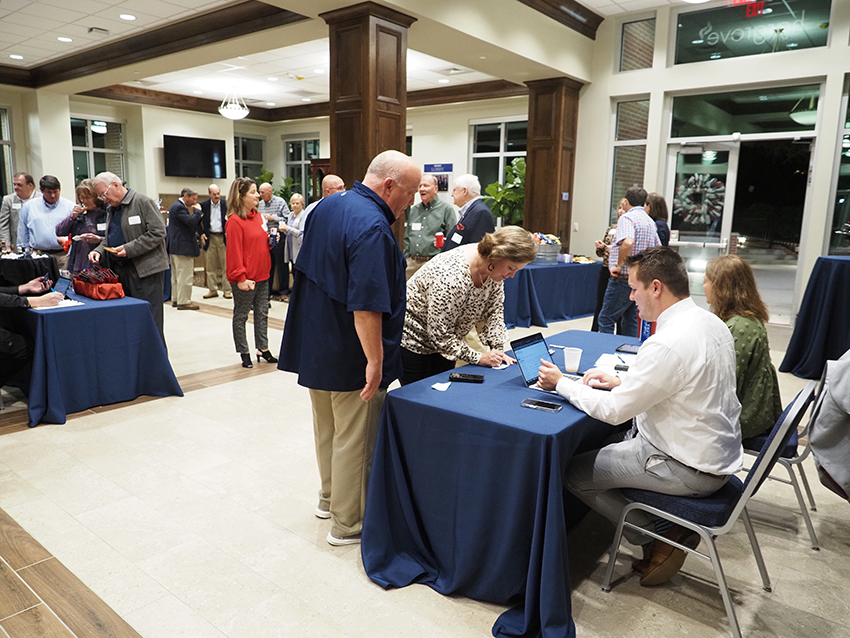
left=675, top=0, right=831, bottom=65
left=671, top=84, right=821, bottom=138
left=470, top=118, right=527, bottom=191
left=71, top=118, right=124, bottom=185
left=0, top=108, right=10, bottom=199
left=610, top=100, right=649, bottom=222
left=235, top=136, right=264, bottom=179
left=829, top=98, right=850, bottom=255
left=620, top=18, right=655, bottom=72
left=284, top=138, right=320, bottom=196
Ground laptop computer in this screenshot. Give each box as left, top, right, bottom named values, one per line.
left=510, top=332, right=581, bottom=395
left=53, top=276, right=73, bottom=298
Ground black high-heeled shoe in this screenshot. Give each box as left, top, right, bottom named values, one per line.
left=256, top=350, right=278, bottom=364
left=241, top=353, right=253, bottom=368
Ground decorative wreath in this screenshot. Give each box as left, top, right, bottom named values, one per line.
left=672, top=173, right=725, bottom=227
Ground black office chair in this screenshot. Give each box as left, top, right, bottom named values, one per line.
left=601, top=381, right=817, bottom=638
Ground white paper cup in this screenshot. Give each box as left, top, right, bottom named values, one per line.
left=563, top=347, right=582, bottom=373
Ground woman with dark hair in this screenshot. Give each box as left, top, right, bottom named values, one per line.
left=226, top=177, right=276, bottom=368
left=704, top=254, right=781, bottom=440
left=646, top=192, right=670, bottom=247
left=591, top=198, right=628, bottom=332
left=400, top=225, right=537, bottom=385
left=55, top=179, right=107, bottom=275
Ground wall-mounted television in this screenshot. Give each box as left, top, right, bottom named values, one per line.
left=163, top=135, right=226, bottom=179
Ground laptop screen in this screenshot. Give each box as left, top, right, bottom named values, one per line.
left=511, top=333, right=554, bottom=386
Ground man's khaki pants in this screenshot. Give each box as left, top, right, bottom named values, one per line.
left=309, top=387, right=386, bottom=538
left=170, top=254, right=194, bottom=305
left=205, top=233, right=227, bottom=294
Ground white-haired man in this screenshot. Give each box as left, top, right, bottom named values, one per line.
left=441, top=173, right=495, bottom=252
left=280, top=150, right=420, bottom=546
left=89, top=172, right=169, bottom=346
left=403, top=174, right=456, bottom=278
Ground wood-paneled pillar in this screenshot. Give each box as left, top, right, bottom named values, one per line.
left=321, top=2, right=415, bottom=188
left=523, top=77, right=583, bottom=250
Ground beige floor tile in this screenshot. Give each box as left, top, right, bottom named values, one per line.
left=190, top=460, right=294, bottom=512
left=5, top=496, right=98, bottom=557
left=137, top=536, right=281, bottom=626
left=123, top=594, right=228, bottom=638
left=128, top=433, right=230, bottom=476
left=0, top=462, right=44, bottom=510
left=27, top=462, right=133, bottom=517
left=219, top=590, right=354, bottom=638
left=56, top=537, right=169, bottom=616
left=109, top=462, right=217, bottom=512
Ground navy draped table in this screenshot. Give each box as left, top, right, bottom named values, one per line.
left=23, top=291, right=183, bottom=426
left=780, top=256, right=850, bottom=379
left=362, top=330, right=640, bottom=638
left=503, top=262, right=602, bottom=329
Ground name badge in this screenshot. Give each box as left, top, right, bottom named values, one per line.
left=12, top=203, right=21, bottom=210
left=128, top=215, right=142, bottom=225
left=97, top=223, right=107, bottom=231
left=451, top=232, right=463, bottom=244
left=411, top=222, right=422, bottom=231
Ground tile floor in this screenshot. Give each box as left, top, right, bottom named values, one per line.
left=0, top=285, right=848, bottom=638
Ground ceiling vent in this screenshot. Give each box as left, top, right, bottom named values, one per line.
left=437, top=66, right=473, bottom=77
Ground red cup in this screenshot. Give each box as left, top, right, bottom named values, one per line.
left=434, top=232, right=445, bottom=248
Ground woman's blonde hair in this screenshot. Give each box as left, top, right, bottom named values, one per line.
left=477, top=226, right=538, bottom=264
left=705, top=254, right=769, bottom=323
left=290, top=193, right=305, bottom=208
left=226, top=177, right=256, bottom=220
left=617, top=197, right=629, bottom=213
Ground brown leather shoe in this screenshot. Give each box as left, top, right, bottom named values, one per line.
left=176, top=302, right=200, bottom=310
left=639, top=525, right=700, bottom=587
left=632, top=541, right=655, bottom=577
left=202, top=291, right=218, bottom=299
left=171, top=301, right=177, bottom=307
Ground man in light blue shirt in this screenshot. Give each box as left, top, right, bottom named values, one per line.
left=17, top=175, right=75, bottom=270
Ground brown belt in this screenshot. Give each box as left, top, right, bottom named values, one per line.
left=411, top=255, right=431, bottom=263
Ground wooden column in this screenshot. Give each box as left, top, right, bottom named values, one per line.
left=321, top=2, right=415, bottom=188
left=523, top=77, right=583, bottom=250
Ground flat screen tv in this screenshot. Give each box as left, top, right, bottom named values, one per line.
left=163, top=135, right=227, bottom=179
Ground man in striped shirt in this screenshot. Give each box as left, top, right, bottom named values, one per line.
left=597, top=186, right=660, bottom=337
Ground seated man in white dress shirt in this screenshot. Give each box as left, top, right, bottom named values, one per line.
left=538, top=246, right=742, bottom=587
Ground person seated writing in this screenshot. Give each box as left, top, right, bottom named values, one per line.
left=537, top=246, right=742, bottom=587
left=400, top=226, right=537, bottom=385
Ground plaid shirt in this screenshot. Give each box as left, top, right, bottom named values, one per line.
left=608, top=206, right=660, bottom=277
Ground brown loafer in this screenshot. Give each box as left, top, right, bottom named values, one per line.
left=639, top=525, right=700, bottom=587
left=176, top=302, right=200, bottom=310
left=202, top=291, right=218, bottom=299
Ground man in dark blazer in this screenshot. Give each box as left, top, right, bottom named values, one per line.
left=199, top=184, right=229, bottom=299
left=90, top=172, right=170, bottom=346
left=166, top=188, right=203, bottom=310
left=441, top=173, right=495, bottom=252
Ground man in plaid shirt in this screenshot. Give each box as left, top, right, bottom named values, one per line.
left=598, top=186, right=660, bottom=336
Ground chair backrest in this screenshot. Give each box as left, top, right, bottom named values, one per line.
left=741, top=381, right=817, bottom=503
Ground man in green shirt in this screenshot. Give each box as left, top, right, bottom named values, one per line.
left=403, top=175, right=456, bottom=279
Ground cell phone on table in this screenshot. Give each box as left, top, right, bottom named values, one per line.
left=615, top=343, right=640, bottom=354
left=520, top=398, right=562, bottom=413
left=449, top=372, right=484, bottom=383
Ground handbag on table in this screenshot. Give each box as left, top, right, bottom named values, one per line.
left=72, top=264, right=125, bottom=300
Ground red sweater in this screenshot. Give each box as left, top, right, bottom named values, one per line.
left=226, top=210, right=271, bottom=283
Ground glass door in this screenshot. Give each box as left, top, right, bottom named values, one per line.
left=666, top=142, right=739, bottom=296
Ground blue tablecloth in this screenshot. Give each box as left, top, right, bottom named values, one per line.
left=23, top=291, right=183, bottom=426
left=780, top=256, right=850, bottom=379
left=362, top=330, right=639, bottom=638
left=503, top=262, right=602, bottom=329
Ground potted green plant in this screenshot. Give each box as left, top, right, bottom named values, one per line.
left=484, top=157, right=526, bottom=225
left=253, top=168, right=301, bottom=201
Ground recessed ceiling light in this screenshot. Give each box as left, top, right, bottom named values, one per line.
left=763, top=7, right=773, bottom=13
left=57, top=36, right=73, bottom=43
left=302, top=98, right=311, bottom=102
left=314, top=69, right=325, bottom=74
left=266, top=102, right=276, bottom=106
left=193, top=90, right=203, bottom=95
left=438, top=79, right=450, bottom=84
left=119, top=14, right=136, bottom=21
left=268, top=77, right=278, bottom=81
left=691, top=39, right=704, bottom=45
left=710, top=53, right=721, bottom=59
left=9, top=54, right=23, bottom=60
left=787, top=42, right=799, bottom=48
left=759, top=95, right=768, bottom=101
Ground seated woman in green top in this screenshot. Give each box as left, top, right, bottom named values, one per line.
left=704, top=255, right=782, bottom=441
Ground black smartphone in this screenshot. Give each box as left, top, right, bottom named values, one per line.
left=615, top=343, right=640, bottom=354
left=520, top=398, right=562, bottom=413
left=449, top=372, right=484, bottom=383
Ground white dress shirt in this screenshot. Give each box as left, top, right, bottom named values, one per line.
left=556, top=297, right=743, bottom=475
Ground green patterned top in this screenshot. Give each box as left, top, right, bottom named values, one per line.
left=726, top=315, right=782, bottom=440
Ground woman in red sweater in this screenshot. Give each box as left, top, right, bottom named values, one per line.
left=226, top=177, right=277, bottom=368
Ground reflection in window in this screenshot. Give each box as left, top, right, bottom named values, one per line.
left=675, top=0, right=831, bottom=65
left=671, top=84, right=820, bottom=138
left=284, top=138, right=320, bottom=201
left=829, top=109, right=850, bottom=255
left=235, top=136, right=264, bottom=181
left=620, top=18, right=655, bottom=72
left=70, top=117, right=124, bottom=185
left=610, top=100, right=650, bottom=223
